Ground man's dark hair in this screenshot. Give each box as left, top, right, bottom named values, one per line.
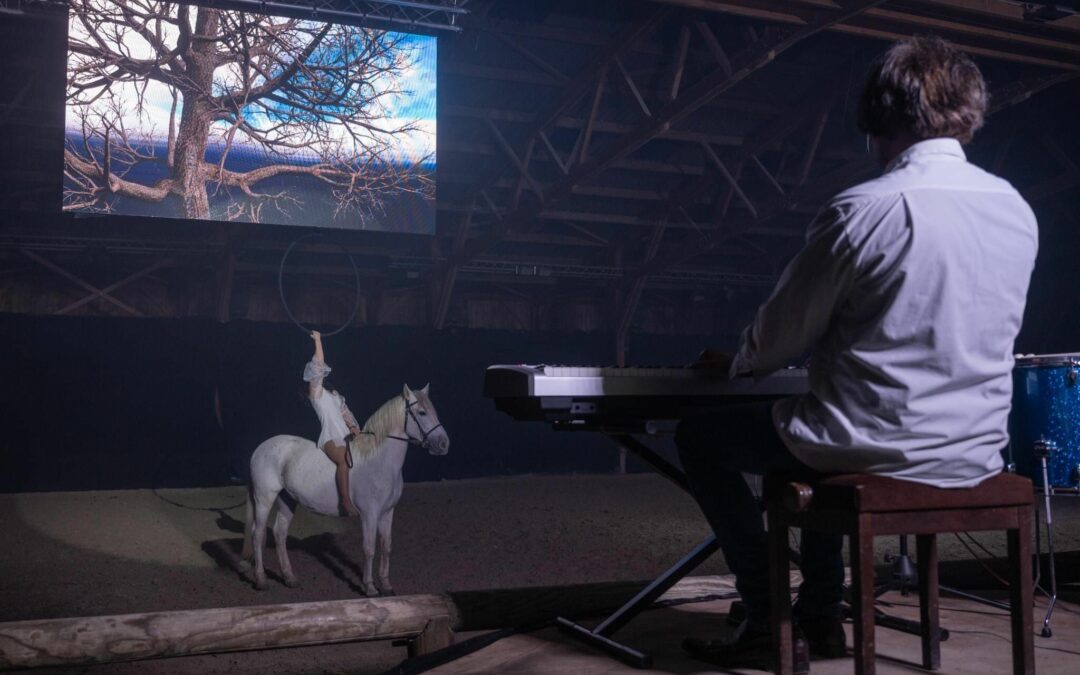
left=857, top=36, right=988, bottom=143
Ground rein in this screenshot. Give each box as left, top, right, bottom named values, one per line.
left=387, top=394, right=443, bottom=446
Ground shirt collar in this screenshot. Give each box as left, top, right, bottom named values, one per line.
left=884, top=138, right=966, bottom=174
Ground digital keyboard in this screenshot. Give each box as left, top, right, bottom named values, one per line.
left=483, top=364, right=808, bottom=429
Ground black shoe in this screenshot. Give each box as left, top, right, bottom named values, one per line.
left=682, top=620, right=810, bottom=673
left=798, top=614, right=847, bottom=658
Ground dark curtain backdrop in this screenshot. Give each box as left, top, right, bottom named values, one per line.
left=1, top=315, right=713, bottom=492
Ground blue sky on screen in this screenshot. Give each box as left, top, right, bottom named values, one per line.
left=67, top=1, right=436, bottom=167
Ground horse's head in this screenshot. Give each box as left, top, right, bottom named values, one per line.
left=403, top=383, right=450, bottom=455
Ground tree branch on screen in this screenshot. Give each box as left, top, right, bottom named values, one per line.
left=65, top=0, right=434, bottom=225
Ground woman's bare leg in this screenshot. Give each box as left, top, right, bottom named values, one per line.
left=323, top=441, right=361, bottom=517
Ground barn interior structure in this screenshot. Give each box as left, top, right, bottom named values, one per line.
left=1, top=0, right=1079, bottom=673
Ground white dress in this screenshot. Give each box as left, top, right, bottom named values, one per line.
left=304, top=360, right=354, bottom=449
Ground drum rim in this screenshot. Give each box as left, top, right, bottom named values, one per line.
left=1014, top=352, right=1080, bottom=367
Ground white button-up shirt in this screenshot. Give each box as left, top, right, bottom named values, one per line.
left=732, top=138, right=1038, bottom=487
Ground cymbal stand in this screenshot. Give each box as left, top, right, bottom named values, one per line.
left=1033, top=439, right=1059, bottom=638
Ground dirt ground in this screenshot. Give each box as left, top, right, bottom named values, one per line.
left=2, top=474, right=1079, bottom=674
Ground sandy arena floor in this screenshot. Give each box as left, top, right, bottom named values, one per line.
left=2, top=474, right=1079, bottom=674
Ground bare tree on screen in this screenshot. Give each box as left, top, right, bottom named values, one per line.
left=65, top=0, right=434, bottom=224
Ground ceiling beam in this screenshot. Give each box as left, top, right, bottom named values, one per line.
left=452, top=0, right=888, bottom=269
left=649, top=0, right=1080, bottom=70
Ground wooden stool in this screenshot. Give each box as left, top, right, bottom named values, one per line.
left=765, top=472, right=1035, bottom=675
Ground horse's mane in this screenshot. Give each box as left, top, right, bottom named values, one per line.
left=348, top=395, right=402, bottom=459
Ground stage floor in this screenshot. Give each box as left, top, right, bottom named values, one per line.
left=2, top=474, right=1078, bottom=674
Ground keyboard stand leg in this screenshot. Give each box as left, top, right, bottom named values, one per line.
left=609, top=432, right=691, bottom=493
left=556, top=535, right=720, bottom=668
left=554, top=432, right=716, bottom=668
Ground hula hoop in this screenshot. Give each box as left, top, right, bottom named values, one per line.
left=278, top=232, right=361, bottom=337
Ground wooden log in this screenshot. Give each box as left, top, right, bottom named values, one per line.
left=0, top=575, right=750, bottom=670
left=408, top=616, right=454, bottom=658
left=0, top=594, right=454, bottom=671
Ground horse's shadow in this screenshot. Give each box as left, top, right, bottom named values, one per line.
left=202, top=527, right=369, bottom=594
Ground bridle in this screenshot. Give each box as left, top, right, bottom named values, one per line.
left=387, top=394, right=443, bottom=447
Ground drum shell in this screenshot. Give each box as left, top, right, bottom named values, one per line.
left=1007, top=360, right=1080, bottom=488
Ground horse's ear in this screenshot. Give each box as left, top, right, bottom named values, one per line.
left=402, top=383, right=414, bottom=400
left=420, top=383, right=430, bottom=395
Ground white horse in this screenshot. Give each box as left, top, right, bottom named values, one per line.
left=242, top=384, right=449, bottom=596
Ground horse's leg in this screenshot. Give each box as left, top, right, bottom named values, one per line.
left=241, top=486, right=254, bottom=561
left=359, top=511, right=379, bottom=597
left=376, top=509, right=395, bottom=596
left=272, top=493, right=299, bottom=588
left=251, top=489, right=276, bottom=591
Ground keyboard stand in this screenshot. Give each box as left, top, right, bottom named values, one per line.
left=553, top=431, right=719, bottom=668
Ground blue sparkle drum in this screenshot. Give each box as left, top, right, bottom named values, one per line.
left=1006, top=353, right=1080, bottom=489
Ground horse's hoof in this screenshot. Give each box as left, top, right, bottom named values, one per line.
left=362, top=586, right=379, bottom=597
left=284, top=576, right=300, bottom=589
left=380, top=588, right=396, bottom=597
left=254, top=576, right=268, bottom=591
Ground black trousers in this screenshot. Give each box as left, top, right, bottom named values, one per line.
left=675, top=400, right=845, bottom=628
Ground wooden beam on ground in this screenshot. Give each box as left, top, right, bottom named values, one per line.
left=0, top=594, right=454, bottom=671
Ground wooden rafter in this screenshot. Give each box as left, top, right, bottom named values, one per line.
left=22, top=249, right=151, bottom=316
left=652, top=0, right=1080, bottom=71
left=614, top=56, right=651, bottom=117
left=453, top=0, right=887, bottom=270
left=578, top=68, right=609, bottom=164
left=645, top=69, right=1079, bottom=280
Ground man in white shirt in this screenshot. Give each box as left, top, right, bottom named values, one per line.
left=677, top=36, right=1038, bottom=671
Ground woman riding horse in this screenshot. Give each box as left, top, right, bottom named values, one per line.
left=304, top=330, right=362, bottom=517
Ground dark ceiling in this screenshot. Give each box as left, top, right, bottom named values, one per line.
left=0, top=0, right=1077, bottom=353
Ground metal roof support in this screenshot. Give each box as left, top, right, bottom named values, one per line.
left=614, top=56, right=652, bottom=117
left=455, top=0, right=887, bottom=269
left=578, top=68, right=610, bottom=165
left=439, top=8, right=670, bottom=275
left=750, top=154, right=786, bottom=197
left=667, top=23, right=692, bottom=101
left=488, top=30, right=568, bottom=84
left=701, top=140, right=758, bottom=219
left=651, top=70, right=1079, bottom=280
left=695, top=19, right=732, bottom=77
left=1027, top=134, right=1080, bottom=202
left=485, top=119, right=543, bottom=200
left=796, top=108, right=830, bottom=187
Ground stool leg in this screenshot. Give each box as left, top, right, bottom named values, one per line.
left=916, top=534, right=940, bottom=670
left=1007, top=506, right=1035, bottom=675
left=768, top=510, right=793, bottom=675
left=850, top=514, right=876, bottom=675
